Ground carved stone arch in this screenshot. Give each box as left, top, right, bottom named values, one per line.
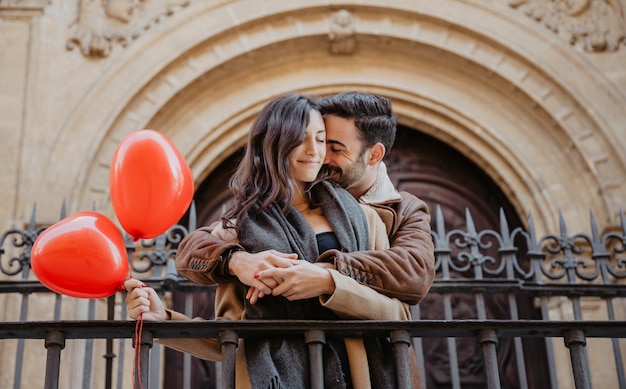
left=44, top=1, right=626, bottom=234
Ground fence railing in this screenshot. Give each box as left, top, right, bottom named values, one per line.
left=0, top=203, right=625, bottom=389
left=1, top=319, right=624, bottom=389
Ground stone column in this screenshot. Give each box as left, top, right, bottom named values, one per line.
left=0, top=1, right=46, bottom=230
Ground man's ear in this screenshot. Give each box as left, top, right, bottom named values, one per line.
left=367, top=143, right=386, bottom=166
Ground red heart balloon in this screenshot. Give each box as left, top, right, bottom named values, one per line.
left=31, top=211, right=128, bottom=298
left=109, top=129, right=194, bottom=240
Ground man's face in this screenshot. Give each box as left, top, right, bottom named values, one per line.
left=323, top=115, right=369, bottom=192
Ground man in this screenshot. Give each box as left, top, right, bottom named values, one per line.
left=176, top=91, right=435, bottom=305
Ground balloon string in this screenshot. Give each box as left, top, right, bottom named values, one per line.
left=133, top=313, right=144, bottom=389
left=129, top=238, right=144, bottom=389
left=128, top=237, right=139, bottom=280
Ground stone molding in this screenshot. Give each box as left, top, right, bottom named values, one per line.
left=0, top=0, right=48, bottom=9
left=508, top=0, right=626, bottom=52
left=0, top=0, right=48, bottom=15
left=66, top=0, right=190, bottom=57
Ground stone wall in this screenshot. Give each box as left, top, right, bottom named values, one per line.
left=1, top=0, right=625, bottom=387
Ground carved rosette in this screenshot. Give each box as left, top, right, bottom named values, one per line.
left=67, top=0, right=190, bottom=57
left=508, top=0, right=626, bottom=52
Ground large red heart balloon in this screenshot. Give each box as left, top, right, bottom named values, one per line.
left=31, top=211, right=128, bottom=298
left=109, top=129, right=194, bottom=240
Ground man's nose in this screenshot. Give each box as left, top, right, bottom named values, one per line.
left=324, top=145, right=335, bottom=163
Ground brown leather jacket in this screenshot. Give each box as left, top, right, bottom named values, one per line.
left=322, top=191, right=435, bottom=305
left=176, top=163, right=435, bottom=305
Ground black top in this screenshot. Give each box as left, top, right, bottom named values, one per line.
left=316, top=231, right=353, bottom=389
left=316, top=231, right=341, bottom=254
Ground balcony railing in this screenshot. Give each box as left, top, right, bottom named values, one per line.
left=1, top=203, right=625, bottom=389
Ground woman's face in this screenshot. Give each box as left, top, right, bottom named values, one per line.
left=288, top=109, right=326, bottom=185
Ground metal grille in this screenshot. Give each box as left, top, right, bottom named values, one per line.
left=1, top=203, right=625, bottom=389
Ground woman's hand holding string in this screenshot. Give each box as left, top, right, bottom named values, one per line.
left=124, top=278, right=168, bottom=321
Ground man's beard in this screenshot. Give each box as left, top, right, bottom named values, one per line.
left=322, top=154, right=367, bottom=190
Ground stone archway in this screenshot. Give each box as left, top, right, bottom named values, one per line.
left=42, top=5, right=625, bottom=382
left=46, top=1, right=625, bottom=236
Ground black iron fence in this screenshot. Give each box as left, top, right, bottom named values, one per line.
left=1, top=203, right=625, bottom=389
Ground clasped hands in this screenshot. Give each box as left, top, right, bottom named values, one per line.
left=229, top=249, right=335, bottom=304
left=124, top=249, right=335, bottom=321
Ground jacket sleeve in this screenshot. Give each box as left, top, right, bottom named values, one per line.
left=320, top=269, right=410, bottom=320
left=175, top=222, right=243, bottom=285
left=155, top=310, right=222, bottom=361
left=317, top=192, right=436, bottom=305
left=156, top=282, right=246, bottom=361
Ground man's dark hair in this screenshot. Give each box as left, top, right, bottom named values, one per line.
left=318, top=91, right=397, bottom=157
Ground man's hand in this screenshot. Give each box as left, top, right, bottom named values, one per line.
left=124, top=278, right=167, bottom=321
left=254, top=261, right=336, bottom=301
left=229, top=250, right=298, bottom=296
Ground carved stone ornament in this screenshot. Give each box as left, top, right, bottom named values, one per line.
left=508, top=0, right=626, bottom=52
left=67, top=0, right=190, bottom=57
left=328, top=9, right=357, bottom=55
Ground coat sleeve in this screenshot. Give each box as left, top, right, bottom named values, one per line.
left=155, top=310, right=222, bottom=361
left=175, top=222, right=243, bottom=285
left=320, top=269, right=410, bottom=320
left=318, top=204, right=411, bottom=320
left=155, top=282, right=246, bottom=362
left=317, top=192, right=436, bottom=305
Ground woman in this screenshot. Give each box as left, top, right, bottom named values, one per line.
left=125, top=93, right=412, bottom=388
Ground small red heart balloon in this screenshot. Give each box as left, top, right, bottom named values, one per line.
left=31, top=211, right=128, bottom=298
left=109, top=129, right=194, bottom=240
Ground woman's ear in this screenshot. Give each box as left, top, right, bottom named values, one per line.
left=367, top=143, right=386, bottom=166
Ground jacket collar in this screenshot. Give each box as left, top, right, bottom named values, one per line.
left=359, top=162, right=402, bottom=205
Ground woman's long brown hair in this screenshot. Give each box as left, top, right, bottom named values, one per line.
left=222, top=93, right=321, bottom=229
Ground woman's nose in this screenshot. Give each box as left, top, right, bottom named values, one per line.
left=305, top=139, right=317, bottom=155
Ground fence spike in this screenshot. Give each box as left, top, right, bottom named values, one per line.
left=188, top=201, right=197, bottom=231
left=29, top=203, right=37, bottom=230
left=60, top=199, right=67, bottom=220
left=558, top=209, right=567, bottom=238
left=436, top=204, right=446, bottom=238
left=499, top=208, right=510, bottom=239
left=526, top=211, right=543, bottom=256
left=465, top=207, right=476, bottom=235
left=589, top=210, right=600, bottom=242
left=527, top=211, right=535, bottom=240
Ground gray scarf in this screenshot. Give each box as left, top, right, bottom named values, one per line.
left=238, top=181, right=366, bottom=388
left=238, top=181, right=397, bottom=388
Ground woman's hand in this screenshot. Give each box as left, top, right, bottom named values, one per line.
left=246, top=286, right=266, bottom=304
left=230, top=249, right=298, bottom=294
left=124, top=278, right=168, bottom=321
left=254, top=260, right=336, bottom=301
